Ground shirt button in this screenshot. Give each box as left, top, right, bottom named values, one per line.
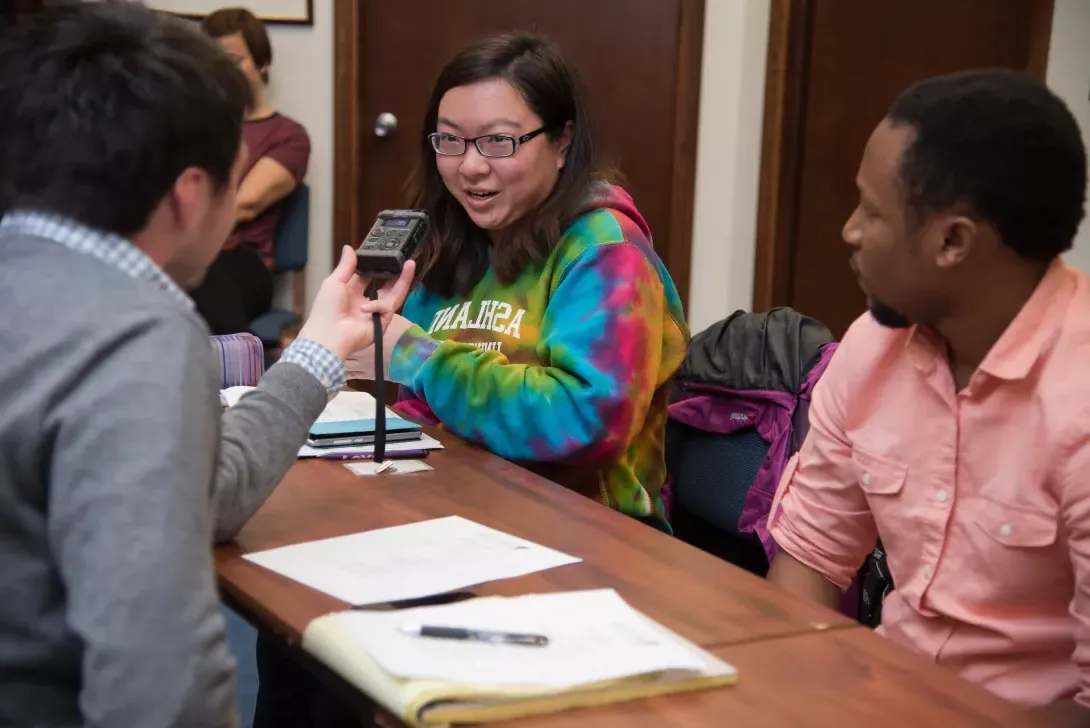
left=922, top=566, right=932, bottom=579
left=1000, top=524, right=1012, bottom=538
left=861, top=473, right=871, bottom=486
left=936, top=489, right=948, bottom=503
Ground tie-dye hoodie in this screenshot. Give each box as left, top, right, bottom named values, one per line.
left=389, top=183, right=690, bottom=528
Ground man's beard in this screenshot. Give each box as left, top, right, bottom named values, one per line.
left=869, top=300, right=913, bottom=329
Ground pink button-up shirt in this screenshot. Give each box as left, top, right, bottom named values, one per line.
left=769, top=262, right=1090, bottom=707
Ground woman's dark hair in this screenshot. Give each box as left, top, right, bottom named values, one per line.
left=201, top=7, right=273, bottom=83
left=413, top=33, right=604, bottom=297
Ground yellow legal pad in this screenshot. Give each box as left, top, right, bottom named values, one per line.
left=301, top=589, right=738, bottom=727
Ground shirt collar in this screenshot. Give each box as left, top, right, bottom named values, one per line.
left=904, top=259, right=1075, bottom=382
left=977, top=260, right=1075, bottom=380
left=0, top=210, right=193, bottom=310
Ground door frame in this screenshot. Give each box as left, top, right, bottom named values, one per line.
left=750, top=0, right=1056, bottom=312
left=332, top=0, right=362, bottom=261
left=331, top=0, right=706, bottom=306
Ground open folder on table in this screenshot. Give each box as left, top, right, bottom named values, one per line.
left=301, top=589, right=737, bottom=727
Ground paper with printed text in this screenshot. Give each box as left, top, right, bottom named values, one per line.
left=243, top=516, right=582, bottom=606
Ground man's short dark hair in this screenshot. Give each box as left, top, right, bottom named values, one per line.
left=888, top=68, right=1086, bottom=262
left=0, top=1, right=252, bottom=237
left=201, top=7, right=273, bottom=83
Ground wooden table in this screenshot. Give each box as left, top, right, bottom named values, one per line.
left=508, top=629, right=1058, bottom=728
left=215, top=427, right=1060, bottom=727
left=216, top=428, right=854, bottom=649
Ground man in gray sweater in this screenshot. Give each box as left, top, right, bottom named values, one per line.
left=0, top=4, right=413, bottom=727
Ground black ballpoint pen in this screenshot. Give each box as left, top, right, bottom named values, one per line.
left=400, top=624, right=549, bottom=647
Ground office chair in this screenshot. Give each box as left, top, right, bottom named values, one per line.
left=249, top=183, right=309, bottom=350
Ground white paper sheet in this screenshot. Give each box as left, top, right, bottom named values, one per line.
left=334, top=589, right=715, bottom=689
left=220, top=385, right=255, bottom=407
left=221, top=387, right=399, bottom=421
left=314, top=391, right=400, bottom=423
left=243, top=516, right=582, bottom=606
left=346, top=460, right=434, bottom=476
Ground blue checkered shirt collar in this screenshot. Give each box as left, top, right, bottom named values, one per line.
left=0, top=211, right=193, bottom=310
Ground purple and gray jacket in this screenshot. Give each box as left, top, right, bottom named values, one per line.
left=664, top=307, right=837, bottom=561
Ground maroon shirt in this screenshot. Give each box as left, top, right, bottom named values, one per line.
left=232, top=112, right=310, bottom=268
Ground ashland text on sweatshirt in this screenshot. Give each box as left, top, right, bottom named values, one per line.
left=389, top=183, right=690, bottom=526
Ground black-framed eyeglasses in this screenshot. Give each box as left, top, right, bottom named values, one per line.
left=428, top=127, right=548, bottom=158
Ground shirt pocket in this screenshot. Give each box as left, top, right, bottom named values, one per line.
left=967, top=497, right=1063, bottom=598
left=851, top=447, right=908, bottom=496
left=974, top=498, right=1058, bottom=548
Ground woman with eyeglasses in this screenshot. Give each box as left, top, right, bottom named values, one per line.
left=349, top=32, right=689, bottom=532
left=254, top=33, right=691, bottom=728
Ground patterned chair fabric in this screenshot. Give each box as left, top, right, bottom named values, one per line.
left=212, top=333, right=265, bottom=388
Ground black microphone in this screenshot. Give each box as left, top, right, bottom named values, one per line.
left=367, top=284, right=387, bottom=463
left=355, top=210, right=428, bottom=464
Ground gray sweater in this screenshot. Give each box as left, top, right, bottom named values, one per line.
left=0, top=235, right=328, bottom=727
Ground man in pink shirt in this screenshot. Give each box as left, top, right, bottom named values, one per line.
left=768, top=68, right=1090, bottom=718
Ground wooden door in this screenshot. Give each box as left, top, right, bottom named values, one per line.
left=333, top=0, right=704, bottom=307
left=754, top=0, right=1054, bottom=338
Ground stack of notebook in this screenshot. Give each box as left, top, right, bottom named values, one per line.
left=220, top=387, right=443, bottom=459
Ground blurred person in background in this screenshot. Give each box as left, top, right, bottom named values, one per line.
left=189, top=6, right=311, bottom=336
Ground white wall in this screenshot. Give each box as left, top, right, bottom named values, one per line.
left=1047, top=0, right=1090, bottom=273
left=261, top=0, right=334, bottom=310
left=686, top=0, right=770, bottom=332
